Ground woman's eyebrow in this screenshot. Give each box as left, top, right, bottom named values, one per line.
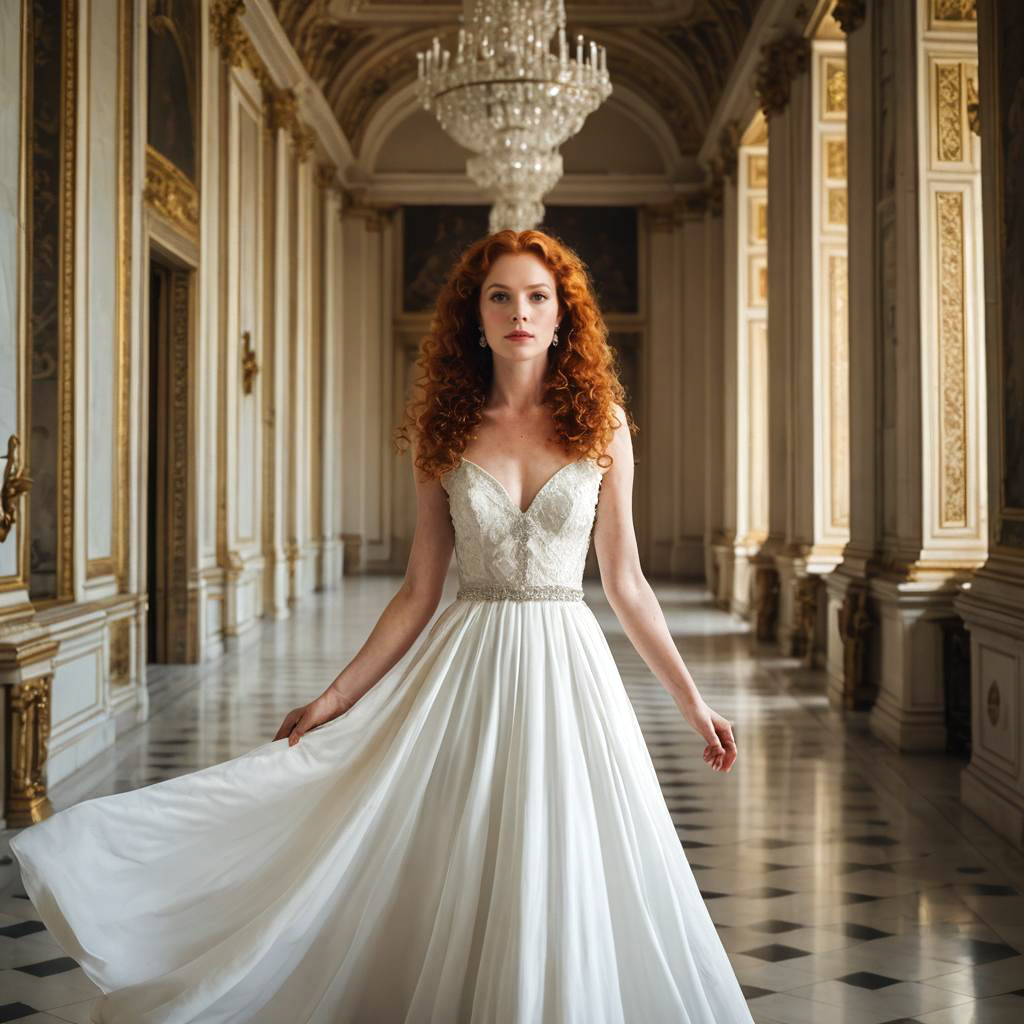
left=486, top=282, right=552, bottom=290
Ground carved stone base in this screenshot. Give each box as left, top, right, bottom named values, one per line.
left=710, top=534, right=761, bottom=617
left=0, top=624, right=59, bottom=828
left=955, top=558, right=1024, bottom=851
left=868, top=575, right=960, bottom=752
left=750, top=556, right=780, bottom=643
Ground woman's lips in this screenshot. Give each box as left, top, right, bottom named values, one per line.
left=505, top=332, right=533, bottom=339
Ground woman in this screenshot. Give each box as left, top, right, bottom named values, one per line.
left=9, top=229, right=750, bottom=1023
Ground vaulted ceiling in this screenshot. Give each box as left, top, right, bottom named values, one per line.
left=270, top=0, right=765, bottom=162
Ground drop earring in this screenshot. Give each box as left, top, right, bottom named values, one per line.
left=551, top=330, right=559, bottom=347
left=478, top=329, right=487, bottom=348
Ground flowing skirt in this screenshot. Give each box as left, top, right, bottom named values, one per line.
left=9, top=597, right=754, bottom=1024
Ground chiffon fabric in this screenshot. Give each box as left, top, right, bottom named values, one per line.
left=10, top=456, right=754, bottom=1023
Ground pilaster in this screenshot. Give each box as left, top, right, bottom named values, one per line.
left=956, top=0, right=1024, bottom=850
left=868, top=0, right=985, bottom=752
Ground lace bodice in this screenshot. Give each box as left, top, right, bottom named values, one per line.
left=440, top=457, right=604, bottom=601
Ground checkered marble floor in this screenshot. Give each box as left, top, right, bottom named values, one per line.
left=2, top=578, right=1024, bottom=1023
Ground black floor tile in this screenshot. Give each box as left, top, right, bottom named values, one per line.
left=837, top=970, right=901, bottom=989
left=741, top=943, right=812, bottom=962
left=748, top=919, right=803, bottom=934
left=0, top=1004, right=39, bottom=1023
left=14, top=955, right=80, bottom=977
left=0, top=920, right=47, bottom=939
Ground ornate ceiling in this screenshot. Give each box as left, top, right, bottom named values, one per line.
left=270, top=0, right=765, bottom=162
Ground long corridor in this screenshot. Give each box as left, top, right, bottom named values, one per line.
left=2, top=579, right=1023, bottom=1024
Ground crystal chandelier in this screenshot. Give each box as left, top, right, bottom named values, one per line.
left=416, top=0, right=611, bottom=232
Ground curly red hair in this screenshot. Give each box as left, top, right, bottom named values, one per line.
left=394, top=228, right=636, bottom=479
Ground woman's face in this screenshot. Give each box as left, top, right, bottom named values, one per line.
left=478, top=252, right=564, bottom=360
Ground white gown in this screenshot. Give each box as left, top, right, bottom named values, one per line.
left=10, top=455, right=754, bottom=1024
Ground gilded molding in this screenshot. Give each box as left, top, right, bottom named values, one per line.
left=210, top=3, right=317, bottom=159
left=824, top=60, right=847, bottom=116
left=241, top=330, right=260, bottom=395
left=825, top=138, right=846, bottom=179
left=832, top=0, right=866, bottom=34
left=829, top=253, right=850, bottom=529
left=0, top=436, right=32, bottom=543
left=827, top=188, right=848, bottom=226
left=965, top=71, right=980, bottom=136
left=932, top=0, right=977, bottom=22
left=756, top=35, right=810, bottom=120
left=59, top=0, right=77, bottom=602
left=144, top=145, right=200, bottom=238
left=748, top=153, right=768, bottom=188
left=210, top=0, right=249, bottom=66
left=936, top=190, right=968, bottom=528
left=119, top=0, right=133, bottom=589
left=5, top=676, right=55, bottom=825
left=263, top=85, right=316, bottom=160
left=315, top=161, right=338, bottom=190
left=936, top=63, right=964, bottom=163
left=168, top=272, right=191, bottom=661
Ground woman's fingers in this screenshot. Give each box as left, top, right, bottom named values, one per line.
left=288, top=706, right=316, bottom=746
left=273, top=708, right=302, bottom=742
left=701, top=715, right=737, bottom=772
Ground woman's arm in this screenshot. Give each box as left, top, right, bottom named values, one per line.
left=275, top=455, right=455, bottom=744
left=592, top=405, right=738, bottom=773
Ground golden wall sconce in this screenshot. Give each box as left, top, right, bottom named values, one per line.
left=0, top=434, right=32, bottom=543
left=241, top=330, right=260, bottom=395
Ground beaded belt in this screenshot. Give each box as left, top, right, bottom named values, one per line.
left=456, top=584, right=584, bottom=602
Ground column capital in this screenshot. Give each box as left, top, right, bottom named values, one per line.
left=832, top=0, right=866, bottom=34
left=755, top=34, right=810, bottom=119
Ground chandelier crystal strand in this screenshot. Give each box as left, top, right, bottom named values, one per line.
left=417, top=0, right=611, bottom=232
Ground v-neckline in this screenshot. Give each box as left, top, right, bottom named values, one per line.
left=460, top=457, right=583, bottom=516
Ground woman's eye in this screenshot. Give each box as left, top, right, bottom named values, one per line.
left=531, top=293, right=548, bottom=301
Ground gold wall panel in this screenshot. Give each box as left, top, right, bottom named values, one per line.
left=935, top=62, right=964, bottom=163
left=748, top=255, right=767, bottom=308
left=931, top=0, right=977, bottom=27
left=829, top=252, right=850, bottom=529
left=827, top=187, right=849, bottom=227
left=748, top=153, right=768, bottom=188
left=824, top=59, right=847, bottom=117
left=936, top=190, right=968, bottom=528
left=748, top=197, right=767, bottom=243
left=144, top=145, right=199, bottom=239
left=825, top=138, right=847, bottom=180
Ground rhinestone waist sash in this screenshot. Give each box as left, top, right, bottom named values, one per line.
left=456, top=584, right=584, bottom=602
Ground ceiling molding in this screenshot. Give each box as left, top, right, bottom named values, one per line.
left=243, top=0, right=355, bottom=167
left=271, top=0, right=766, bottom=162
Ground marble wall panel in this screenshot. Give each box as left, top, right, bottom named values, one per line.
left=86, top=0, right=119, bottom=564
left=0, top=0, right=22, bottom=580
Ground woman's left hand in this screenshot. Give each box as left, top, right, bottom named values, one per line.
left=676, top=697, right=738, bottom=773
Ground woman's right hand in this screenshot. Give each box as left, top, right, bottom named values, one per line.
left=273, top=689, right=353, bottom=746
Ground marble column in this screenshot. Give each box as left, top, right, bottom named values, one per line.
left=824, top=0, right=881, bottom=710
left=712, top=130, right=771, bottom=619
left=339, top=196, right=396, bottom=575
left=313, top=167, right=344, bottom=590
left=760, top=36, right=852, bottom=661
left=703, top=195, right=727, bottom=597
left=261, top=97, right=294, bottom=619
left=749, top=34, right=811, bottom=646
left=956, top=0, right=1024, bottom=850
left=864, top=0, right=985, bottom=751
